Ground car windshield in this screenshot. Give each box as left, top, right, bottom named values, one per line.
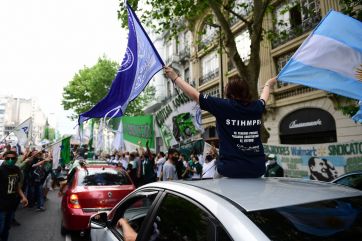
left=77, top=168, right=131, bottom=186
left=246, top=196, right=362, bottom=240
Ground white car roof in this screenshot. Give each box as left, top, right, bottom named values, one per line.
left=146, top=178, right=362, bottom=212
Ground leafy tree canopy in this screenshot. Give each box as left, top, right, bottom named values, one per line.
left=62, top=56, right=156, bottom=120
left=119, top=0, right=272, bottom=140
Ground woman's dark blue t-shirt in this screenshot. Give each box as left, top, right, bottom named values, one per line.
left=199, top=94, right=266, bottom=178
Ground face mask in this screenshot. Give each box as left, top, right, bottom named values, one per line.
left=5, top=158, right=16, bottom=166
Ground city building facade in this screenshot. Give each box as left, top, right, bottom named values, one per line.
left=0, top=96, right=47, bottom=145
left=146, top=0, right=361, bottom=150
left=191, top=0, right=362, bottom=146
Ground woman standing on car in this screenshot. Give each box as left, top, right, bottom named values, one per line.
left=164, top=66, right=277, bottom=178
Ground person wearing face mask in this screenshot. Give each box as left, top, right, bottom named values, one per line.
left=0, top=151, right=28, bottom=241
left=264, top=154, right=284, bottom=177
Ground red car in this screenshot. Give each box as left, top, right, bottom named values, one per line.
left=60, top=165, right=135, bottom=235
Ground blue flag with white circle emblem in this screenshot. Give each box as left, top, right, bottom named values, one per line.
left=79, top=2, right=164, bottom=125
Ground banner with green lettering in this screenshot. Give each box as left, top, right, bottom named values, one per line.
left=155, top=92, right=203, bottom=148
left=122, top=115, right=154, bottom=149
left=264, top=140, right=362, bottom=181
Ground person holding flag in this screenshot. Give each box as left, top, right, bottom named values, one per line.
left=164, top=66, right=277, bottom=178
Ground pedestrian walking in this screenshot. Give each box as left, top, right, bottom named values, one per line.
left=0, top=151, right=28, bottom=241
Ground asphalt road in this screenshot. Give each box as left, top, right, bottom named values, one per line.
left=9, top=189, right=90, bottom=241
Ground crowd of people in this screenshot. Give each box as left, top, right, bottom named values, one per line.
left=90, top=140, right=284, bottom=188
left=0, top=139, right=285, bottom=241
left=100, top=145, right=218, bottom=187
left=0, top=143, right=61, bottom=241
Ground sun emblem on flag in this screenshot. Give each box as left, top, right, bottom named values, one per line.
left=356, top=64, right=362, bottom=82
left=316, top=146, right=328, bottom=156
left=118, top=47, right=134, bottom=73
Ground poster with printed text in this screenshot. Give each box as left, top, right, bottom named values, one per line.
left=264, top=140, right=362, bottom=181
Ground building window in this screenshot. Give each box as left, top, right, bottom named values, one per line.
left=179, top=31, right=191, bottom=60
left=199, top=22, right=217, bottom=50
left=165, top=42, right=173, bottom=64
left=200, top=51, right=219, bottom=86
left=229, top=0, right=253, bottom=26
left=185, top=68, right=190, bottom=83
left=235, top=29, right=251, bottom=62
left=275, top=51, right=295, bottom=88
left=272, top=0, right=321, bottom=48
left=203, top=86, right=220, bottom=98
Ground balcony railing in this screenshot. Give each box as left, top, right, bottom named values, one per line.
left=199, top=68, right=219, bottom=86
left=274, top=86, right=317, bottom=100
left=271, top=14, right=321, bottom=49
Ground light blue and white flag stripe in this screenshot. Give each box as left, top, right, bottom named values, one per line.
left=278, top=10, right=362, bottom=121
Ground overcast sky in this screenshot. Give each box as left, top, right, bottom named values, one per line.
left=0, top=0, right=127, bottom=135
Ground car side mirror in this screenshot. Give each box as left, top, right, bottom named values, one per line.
left=90, top=211, right=108, bottom=229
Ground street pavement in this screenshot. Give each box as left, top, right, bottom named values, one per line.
left=10, top=189, right=90, bottom=241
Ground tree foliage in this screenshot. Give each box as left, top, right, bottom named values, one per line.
left=119, top=0, right=272, bottom=140
left=119, top=0, right=272, bottom=99
left=339, top=0, right=362, bottom=21
left=62, top=56, right=156, bottom=119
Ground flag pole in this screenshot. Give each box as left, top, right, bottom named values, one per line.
left=45, top=135, right=72, bottom=151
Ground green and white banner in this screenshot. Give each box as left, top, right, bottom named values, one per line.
left=122, top=115, right=154, bottom=149
left=155, top=92, right=203, bottom=148
left=264, top=140, right=362, bottom=181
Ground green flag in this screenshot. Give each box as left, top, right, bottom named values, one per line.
left=43, top=119, right=50, bottom=140
left=61, top=136, right=71, bottom=164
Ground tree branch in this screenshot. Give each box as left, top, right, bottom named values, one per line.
left=223, top=4, right=252, bottom=28
left=208, top=0, right=248, bottom=80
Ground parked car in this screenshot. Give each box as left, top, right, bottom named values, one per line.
left=61, top=165, right=135, bottom=235
left=331, top=170, right=362, bottom=190
left=90, top=178, right=362, bottom=241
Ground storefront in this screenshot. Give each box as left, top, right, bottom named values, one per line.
left=279, top=108, right=337, bottom=144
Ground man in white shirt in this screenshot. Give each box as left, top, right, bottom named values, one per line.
left=120, top=153, right=128, bottom=170
left=202, top=154, right=216, bottom=179
left=155, top=152, right=166, bottom=181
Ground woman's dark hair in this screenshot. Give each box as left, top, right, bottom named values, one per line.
left=225, top=78, right=252, bottom=103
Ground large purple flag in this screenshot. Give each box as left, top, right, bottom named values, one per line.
left=79, top=2, right=164, bottom=125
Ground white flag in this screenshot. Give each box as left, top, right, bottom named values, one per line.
left=51, top=140, right=62, bottom=168
left=112, top=120, right=124, bottom=152
left=95, top=119, right=104, bottom=152
left=13, top=117, right=32, bottom=147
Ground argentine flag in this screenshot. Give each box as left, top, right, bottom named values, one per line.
left=278, top=11, right=362, bottom=123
